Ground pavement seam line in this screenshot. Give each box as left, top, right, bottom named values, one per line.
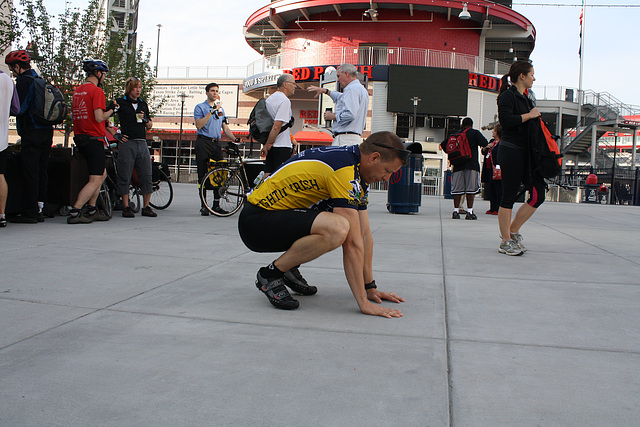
left=530, top=219, right=640, bottom=267
left=440, top=196, right=454, bottom=427
left=0, top=265, right=215, bottom=352
left=103, top=308, right=440, bottom=338
left=0, top=310, right=100, bottom=352
left=447, top=337, right=640, bottom=355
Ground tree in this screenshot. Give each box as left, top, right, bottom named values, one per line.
left=0, top=0, right=157, bottom=145
left=100, top=17, right=157, bottom=107
left=0, top=0, right=19, bottom=53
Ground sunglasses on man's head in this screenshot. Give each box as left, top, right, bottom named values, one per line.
left=372, top=141, right=411, bottom=162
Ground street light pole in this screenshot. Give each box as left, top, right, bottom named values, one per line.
left=155, top=24, right=162, bottom=77
left=577, top=0, right=585, bottom=130
left=177, top=92, right=188, bottom=183
left=411, top=96, right=421, bottom=144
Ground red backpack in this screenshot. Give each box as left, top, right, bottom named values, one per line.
left=443, top=129, right=471, bottom=165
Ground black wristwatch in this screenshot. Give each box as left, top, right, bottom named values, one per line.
left=364, top=280, right=377, bottom=290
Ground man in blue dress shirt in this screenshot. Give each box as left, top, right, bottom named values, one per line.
left=308, top=63, right=369, bottom=146
left=194, top=83, right=240, bottom=215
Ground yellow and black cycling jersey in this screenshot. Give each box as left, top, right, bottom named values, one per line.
left=247, top=145, right=369, bottom=211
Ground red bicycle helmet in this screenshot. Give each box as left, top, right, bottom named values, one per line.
left=4, top=50, right=31, bottom=65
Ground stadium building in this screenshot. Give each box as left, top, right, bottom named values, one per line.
left=150, top=0, right=638, bottom=196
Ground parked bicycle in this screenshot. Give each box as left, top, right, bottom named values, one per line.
left=63, top=140, right=173, bottom=218
left=199, top=141, right=264, bottom=217
left=94, top=143, right=173, bottom=218
left=102, top=143, right=142, bottom=216
left=146, top=159, right=173, bottom=210
left=61, top=143, right=138, bottom=218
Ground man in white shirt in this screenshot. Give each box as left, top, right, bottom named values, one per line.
left=0, top=69, right=20, bottom=228
left=261, top=73, right=297, bottom=178
left=308, top=63, right=369, bottom=146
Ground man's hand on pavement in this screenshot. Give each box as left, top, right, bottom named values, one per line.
left=367, top=288, right=406, bottom=304
left=360, top=301, right=403, bottom=319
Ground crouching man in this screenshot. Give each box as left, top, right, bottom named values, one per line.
left=238, top=131, right=407, bottom=318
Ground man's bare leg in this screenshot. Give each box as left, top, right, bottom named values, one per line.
left=273, top=211, right=349, bottom=272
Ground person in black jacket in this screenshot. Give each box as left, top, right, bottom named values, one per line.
left=496, top=60, right=543, bottom=256
left=442, top=117, right=488, bottom=220
left=5, top=50, right=53, bottom=223
left=113, top=77, right=156, bottom=218
left=481, top=123, right=503, bottom=215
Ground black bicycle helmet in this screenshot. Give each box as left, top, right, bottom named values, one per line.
left=82, top=59, right=109, bottom=74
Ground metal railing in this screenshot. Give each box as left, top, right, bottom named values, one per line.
left=248, top=47, right=511, bottom=76
left=535, top=86, right=640, bottom=123
left=560, top=166, right=639, bottom=205
left=368, top=174, right=442, bottom=196
left=156, top=66, right=248, bottom=80
left=534, top=85, right=579, bottom=102
left=157, top=47, right=512, bottom=80
left=581, top=90, right=640, bottom=123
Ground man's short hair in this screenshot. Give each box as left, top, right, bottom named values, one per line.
left=462, top=117, right=473, bottom=128
left=277, top=73, right=294, bottom=88
left=11, top=61, right=31, bottom=70
left=205, top=83, right=219, bottom=92
left=360, top=131, right=407, bottom=164
left=337, top=63, right=358, bottom=77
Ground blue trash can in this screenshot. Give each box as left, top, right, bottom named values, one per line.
left=387, top=143, right=423, bottom=214
left=443, top=169, right=453, bottom=199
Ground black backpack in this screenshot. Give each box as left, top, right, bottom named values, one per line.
left=247, top=98, right=293, bottom=144
left=529, top=118, right=562, bottom=178
left=19, top=74, right=68, bottom=126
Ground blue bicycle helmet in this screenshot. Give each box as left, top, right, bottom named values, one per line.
left=82, top=59, right=109, bottom=74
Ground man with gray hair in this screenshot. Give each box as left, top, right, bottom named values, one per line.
left=308, top=63, right=369, bottom=146
left=261, top=73, right=297, bottom=178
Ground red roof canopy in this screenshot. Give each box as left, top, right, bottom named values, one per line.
left=293, top=130, right=333, bottom=145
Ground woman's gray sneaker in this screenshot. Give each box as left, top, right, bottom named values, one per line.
left=499, top=239, right=524, bottom=256
left=510, top=232, right=527, bottom=252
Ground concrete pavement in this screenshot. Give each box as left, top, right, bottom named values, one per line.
left=1, top=183, right=639, bottom=426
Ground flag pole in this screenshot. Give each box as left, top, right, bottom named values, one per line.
left=577, top=0, right=585, bottom=130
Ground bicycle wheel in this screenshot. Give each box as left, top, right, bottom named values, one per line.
left=128, top=186, right=141, bottom=213
left=149, top=169, right=173, bottom=210
left=96, top=182, right=113, bottom=219
left=200, top=167, right=245, bottom=217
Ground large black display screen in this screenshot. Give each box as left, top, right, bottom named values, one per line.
left=387, top=65, right=469, bottom=116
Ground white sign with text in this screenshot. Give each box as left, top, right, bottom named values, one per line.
left=152, top=84, right=238, bottom=118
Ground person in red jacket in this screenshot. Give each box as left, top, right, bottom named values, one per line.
left=68, top=59, right=119, bottom=224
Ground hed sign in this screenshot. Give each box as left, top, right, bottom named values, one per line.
left=300, top=109, right=318, bottom=125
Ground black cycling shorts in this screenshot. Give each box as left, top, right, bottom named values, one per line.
left=238, top=202, right=322, bottom=253
left=265, top=147, right=293, bottom=173
left=76, top=137, right=106, bottom=176
left=0, top=149, right=7, bottom=174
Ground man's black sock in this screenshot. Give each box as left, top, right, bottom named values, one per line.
left=261, top=261, right=285, bottom=279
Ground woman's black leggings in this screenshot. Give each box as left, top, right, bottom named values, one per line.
left=499, top=143, right=545, bottom=209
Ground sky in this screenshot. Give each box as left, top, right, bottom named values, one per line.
left=48, top=0, right=640, bottom=106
